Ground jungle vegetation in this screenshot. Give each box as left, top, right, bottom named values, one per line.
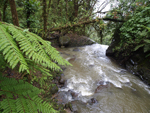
left=0, top=0, right=150, bottom=112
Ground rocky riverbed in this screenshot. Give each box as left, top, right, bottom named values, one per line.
left=52, top=44, right=150, bottom=113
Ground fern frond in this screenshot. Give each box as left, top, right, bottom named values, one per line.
left=134, top=44, right=145, bottom=51
left=0, top=76, right=57, bottom=113
left=144, top=39, right=150, bottom=44
left=0, top=21, right=71, bottom=76
left=25, top=31, right=72, bottom=67
left=0, top=25, right=29, bottom=73
left=7, top=25, right=60, bottom=70
left=144, top=44, right=150, bottom=53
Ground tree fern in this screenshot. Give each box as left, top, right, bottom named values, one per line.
left=0, top=22, right=71, bottom=77
left=0, top=76, right=57, bottom=113
left=0, top=24, right=29, bottom=73
left=0, top=22, right=71, bottom=112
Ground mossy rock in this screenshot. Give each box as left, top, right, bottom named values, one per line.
left=59, top=36, right=70, bottom=46
left=51, top=85, right=58, bottom=95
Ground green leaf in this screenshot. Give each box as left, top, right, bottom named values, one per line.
left=144, top=39, right=150, bottom=44
left=134, top=44, right=145, bottom=51
left=144, top=44, right=150, bottom=53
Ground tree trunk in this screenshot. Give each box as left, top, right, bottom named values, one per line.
left=57, top=0, right=61, bottom=17
left=26, top=0, right=30, bottom=28
left=9, top=0, right=19, bottom=26
left=43, top=0, right=47, bottom=38
left=46, top=0, right=51, bottom=26
left=86, top=0, right=91, bottom=10
left=65, top=0, right=68, bottom=20
left=100, top=30, right=103, bottom=44
left=47, top=0, right=51, bottom=15
left=3, top=0, right=8, bottom=22
left=0, top=10, right=2, bottom=21
left=74, top=0, right=78, bottom=18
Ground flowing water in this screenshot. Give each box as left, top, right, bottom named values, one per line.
left=59, top=44, right=150, bottom=113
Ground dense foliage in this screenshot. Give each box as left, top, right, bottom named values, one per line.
left=115, top=6, right=150, bottom=57
left=0, top=76, right=57, bottom=113
left=103, top=0, right=150, bottom=45
left=0, top=0, right=150, bottom=112
left=0, top=22, right=71, bottom=112
left=0, top=22, right=71, bottom=76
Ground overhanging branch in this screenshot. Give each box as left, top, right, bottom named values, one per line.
left=49, top=18, right=125, bottom=32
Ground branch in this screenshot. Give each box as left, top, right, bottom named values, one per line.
left=95, top=11, right=109, bottom=14
left=49, top=17, right=125, bottom=32
left=103, top=18, right=125, bottom=22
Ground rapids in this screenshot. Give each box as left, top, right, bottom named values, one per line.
left=59, top=44, right=150, bottom=113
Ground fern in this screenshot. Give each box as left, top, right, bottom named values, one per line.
left=0, top=76, right=57, bottom=113
left=0, top=22, right=71, bottom=77
left=0, top=22, right=72, bottom=112
left=0, top=24, right=29, bottom=73
left=134, top=44, right=145, bottom=51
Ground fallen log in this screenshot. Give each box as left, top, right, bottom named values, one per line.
left=49, top=17, right=125, bottom=32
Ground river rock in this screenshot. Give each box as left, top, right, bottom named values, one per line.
left=64, top=34, right=95, bottom=47
left=95, top=81, right=110, bottom=93
left=88, top=64, right=94, bottom=67
left=55, top=76, right=61, bottom=81
left=120, top=69, right=127, bottom=74
left=61, top=66, right=67, bottom=71
left=51, top=85, right=58, bottom=95
left=64, top=108, right=72, bottom=113
left=59, top=73, right=67, bottom=86
left=56, top=91, right=72, bottom=105
left=68, top=57, right=76, bottom=62
left=87, top=98, right=98, bottom=105
left=123, top=82, right=132, bottom=87
left=73, top=48, right=80, bottom=52
left=65, top=102, right=78, bottom=113
left=71, top=100, right=86, bottom=112
left=48, top=33, right=96, bottom=48
left=59, top=36, right=70, bottom=47
left=59, top=78, right=66, bottom=84
left=68, top=90, right=79, bottom=99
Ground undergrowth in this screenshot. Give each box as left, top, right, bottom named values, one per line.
left=0, top=22, right=71, bottom=113
left=116, top=6, right=150, bottom=57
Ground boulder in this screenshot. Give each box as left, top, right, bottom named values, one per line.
left=48, top=33, right=96, bottom=48
left=56, top=91, right=72, bottom=104
left=59, top=36, right=70, bottom=47
left=73, top=48, right=80, bottom=52
left=68, top=90, right=79, bottom=99
left=59, top=73, right=66, bottom=85
left=51, top=85, right=58, bottom=95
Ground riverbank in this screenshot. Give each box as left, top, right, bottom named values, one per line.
left=106, top=37, right=150, bottom=85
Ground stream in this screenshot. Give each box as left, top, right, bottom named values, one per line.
left=58, top=44, right=150, bottom=113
